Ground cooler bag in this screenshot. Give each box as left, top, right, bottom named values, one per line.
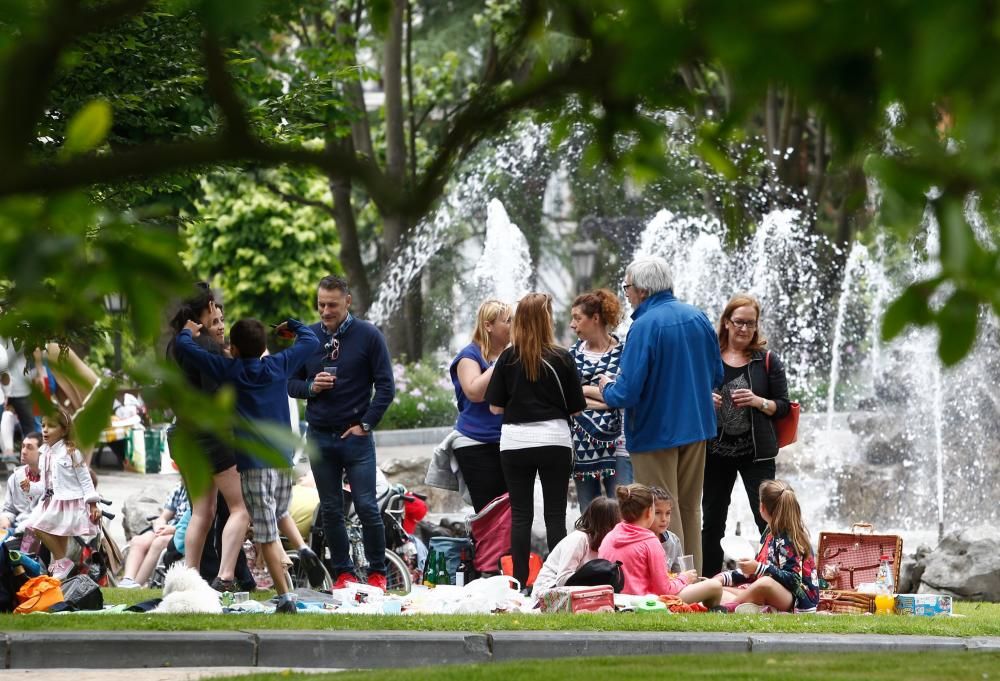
left=428, top=536, right=474, bottom=579
left=817, top=523, right=903, bottom=591
left=467, top=493, right=511, bottom=575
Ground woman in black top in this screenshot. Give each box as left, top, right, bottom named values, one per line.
left=702, top=293, right=791, bottom=575
left=485, top=292, right=586, bottom=587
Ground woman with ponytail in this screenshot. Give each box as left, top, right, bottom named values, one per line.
left=714, top=479, right=819, bottom=612
left=568, top=289, right=631, bottom=511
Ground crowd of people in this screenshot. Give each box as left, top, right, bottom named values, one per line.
left=1, top=254, right=815, bottom=614
left=453, top=254, right=815, bottom=612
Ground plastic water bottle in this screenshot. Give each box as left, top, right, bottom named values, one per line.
left=875, top=554, right=894, bottom=593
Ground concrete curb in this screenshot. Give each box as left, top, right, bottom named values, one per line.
left=2, top=630, right=998, bottom=669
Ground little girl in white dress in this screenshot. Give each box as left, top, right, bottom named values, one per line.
left=24, top=408, right=100, bottom=579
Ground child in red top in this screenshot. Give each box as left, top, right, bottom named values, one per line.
left=599, top=483, right=724, bottom=608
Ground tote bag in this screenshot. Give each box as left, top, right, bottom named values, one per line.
left=766, top=352, right=800, bottom=448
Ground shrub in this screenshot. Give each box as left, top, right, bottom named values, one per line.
left=379, top=360, right=457, bottom=430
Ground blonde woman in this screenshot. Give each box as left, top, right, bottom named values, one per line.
left=449, top=300, right=513, bottom=512
left=486, top=293, right=586, bottom=586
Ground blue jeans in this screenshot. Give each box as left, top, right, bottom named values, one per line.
left=308, top=427, right=386, bottom=576
left=575, top=456, right=634, bottom=511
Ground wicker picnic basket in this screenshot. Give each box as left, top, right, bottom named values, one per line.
left=817, top=589, right=876, bottom=614
left=817, top=523, right=903, bottom=591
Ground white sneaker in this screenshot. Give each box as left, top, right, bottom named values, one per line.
left=118, top=577, right=141, bottom=589
left=735, top=603, right=765, bottom=614
left=49, top=557, right=75, bottom=580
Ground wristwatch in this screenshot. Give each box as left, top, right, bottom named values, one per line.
left=361, top=422, right=372, bottom=433
left=759, top=399, right=770, bottom=411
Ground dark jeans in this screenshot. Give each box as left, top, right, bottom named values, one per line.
left=500, top=445, right=573, bottom=586
left=701, top=451, right=775, bottom=576
left=308, top=427, right=386, bottom=576
left=454, top=442, right=507, bottom=513
left=574, top=456, right=634, bottom=512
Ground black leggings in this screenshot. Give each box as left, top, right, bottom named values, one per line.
left=500, top=445, right=573, bottom=586
left=454, top=442, right=508, bottom=513
left=701, top=451, right=775, bottom=576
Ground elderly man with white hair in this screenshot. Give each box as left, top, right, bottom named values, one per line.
left=598, top=256, right=722, bottom=574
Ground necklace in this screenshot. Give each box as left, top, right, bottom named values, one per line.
left=586, top=336, right=616, bottom=355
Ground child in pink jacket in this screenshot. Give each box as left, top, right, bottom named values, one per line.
left=599, top=483, right=725, bottom=608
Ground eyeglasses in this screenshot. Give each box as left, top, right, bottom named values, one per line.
left=324, top=337, right=340, bottom=361
left=622, top=283, right=634, bottom=292
left=729, top=318, right=758, bottom=330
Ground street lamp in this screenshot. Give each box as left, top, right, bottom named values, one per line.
left=104, top=293, right=127, bottom=373
left=571, top=237, right=599, bottom=292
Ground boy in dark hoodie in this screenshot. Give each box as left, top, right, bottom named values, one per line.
left=174, top=317, right=318, bottom=613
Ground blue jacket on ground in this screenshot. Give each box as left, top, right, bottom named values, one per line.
left=174, top=319, right=319, bottom=470
left=601, top=291, right=723, bottom=452
left=286, top=318, right=395, bottom=430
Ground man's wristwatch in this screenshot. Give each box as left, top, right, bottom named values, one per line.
left=361, top=422, right=372, bottom=433
left=759, top=399, right=770, bottom=411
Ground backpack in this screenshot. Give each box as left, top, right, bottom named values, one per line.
left=565, top=559, right=626, bottom=593
left=428, top=536, right=475, bottom=580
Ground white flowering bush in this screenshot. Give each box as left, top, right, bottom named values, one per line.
left=380, top=360, right=457, bottom=429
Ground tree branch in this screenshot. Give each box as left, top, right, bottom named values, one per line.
left=260, top=179, right=336, bottom=218
left=201, top=33, right=252, bottom=147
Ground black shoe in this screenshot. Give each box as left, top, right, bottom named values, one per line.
left=298, top=547, right=326, bottom=588
left=210, top=577, right=237, bottom=593
left=708, top=605, right=730, bottom=614
left=275, top=594, right=297, bottom=614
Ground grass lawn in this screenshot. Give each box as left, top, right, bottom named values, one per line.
left=211, top=652, right=1000, bottom=681
left=0, top=587, right=997, bottom=636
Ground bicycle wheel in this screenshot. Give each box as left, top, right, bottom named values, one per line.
left=287, top=550, right=333, bottom=591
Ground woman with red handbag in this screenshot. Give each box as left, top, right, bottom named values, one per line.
left=702, top=294, right=793, bottom=576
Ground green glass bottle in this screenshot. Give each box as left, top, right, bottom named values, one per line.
left=423, top=550, right=437, bottom=587
left=436, top=551, right=452, bottom=586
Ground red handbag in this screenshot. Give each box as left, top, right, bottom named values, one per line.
left=765, top=352, right=800, bottom=448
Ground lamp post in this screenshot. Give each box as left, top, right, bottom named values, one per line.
left=571, top=237, right=599, bottom=292
left=104, top=293, right=126, bottom=373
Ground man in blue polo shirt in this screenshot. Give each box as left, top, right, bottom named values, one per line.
left=288, top=275, right=395, bottom=590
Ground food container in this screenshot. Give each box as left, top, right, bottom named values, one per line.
left=894, top=593, right=953, bottom=616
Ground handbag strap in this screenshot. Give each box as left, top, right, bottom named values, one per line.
left=765, top=350, right=770, bottom=374
left=541, top=358, right=569, bottom=413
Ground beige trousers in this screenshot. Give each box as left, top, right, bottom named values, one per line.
left=631, top=440, right=707, bottom=574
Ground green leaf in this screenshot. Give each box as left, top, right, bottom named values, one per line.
left=936, top=290, right=979, bottom=366
left=72, top=377, right=119, bottom=452
left=62, top=100, right=112, bottom=156
left=170, top=428, right=214, bottom=500
left=881, top=279, right=939, bottom=341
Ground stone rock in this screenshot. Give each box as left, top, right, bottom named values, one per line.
left=831, top=462, right=908, bottom=527
left=897, top=544, right=933, bottom=594
left=380, top=456, right=468, bottom=514
left=122, top=487, right=165, bottom=541
left=917, top=525, right=1000, bottom=601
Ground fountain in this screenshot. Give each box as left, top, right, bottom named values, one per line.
left=362, top=110, right=1000, bottom=547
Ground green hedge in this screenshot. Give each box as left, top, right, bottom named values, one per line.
left=379, top=360, right=458, bottom=430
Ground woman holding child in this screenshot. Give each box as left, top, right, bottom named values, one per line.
left=486, top=293, right=586, bottom=587
left=702, top=293, right=791, bottom=575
